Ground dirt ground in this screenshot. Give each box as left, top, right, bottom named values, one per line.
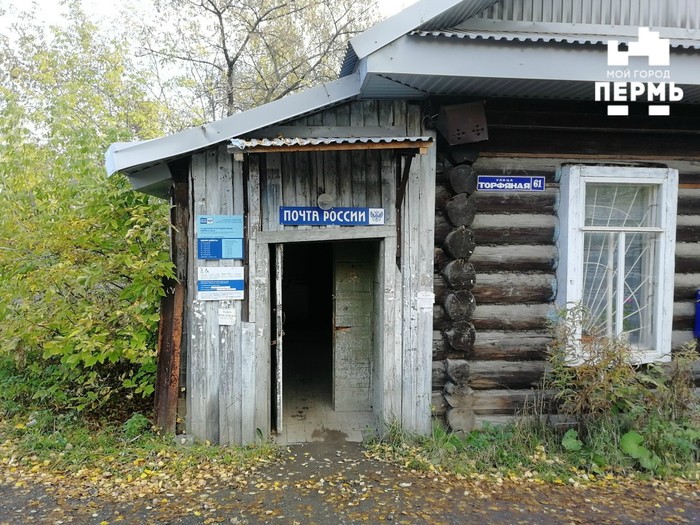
left=1, top=442, right=698, bottom=524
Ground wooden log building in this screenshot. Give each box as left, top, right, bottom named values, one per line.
left=107, top=0, right=700, bottom=443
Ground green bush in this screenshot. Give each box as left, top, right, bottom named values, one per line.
left=0, top=11, right=173, bottom=415
left=546, top=305, right=699, bottom=474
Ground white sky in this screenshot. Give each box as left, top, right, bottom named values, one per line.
left=0, top=0, right=420, bottom=29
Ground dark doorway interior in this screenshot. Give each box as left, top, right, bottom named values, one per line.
left=282, top=242, right=333, bottom=419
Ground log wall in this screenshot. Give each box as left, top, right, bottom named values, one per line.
left=432, top=155, right=557, bottom=431
left=432, top=155, right=700, bottom=431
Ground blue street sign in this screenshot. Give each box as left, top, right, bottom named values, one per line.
left=477, top=175, right=546, bottom=192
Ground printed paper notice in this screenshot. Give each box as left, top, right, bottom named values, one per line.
left=417, top=291, right=435, bottom=309
left=197, top=266, right=244, bottom=301
left=218, top=307, right=237, bottom=325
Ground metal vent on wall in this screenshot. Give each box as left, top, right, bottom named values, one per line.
left=436, top=101, right=489, bottom=146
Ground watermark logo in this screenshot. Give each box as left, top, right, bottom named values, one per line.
left=595, top=27, right=682, bottom=116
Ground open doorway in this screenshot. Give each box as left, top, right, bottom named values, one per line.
left=282, top=242, right=333, bottom=434
left=272, top=240, right=378, bottom=443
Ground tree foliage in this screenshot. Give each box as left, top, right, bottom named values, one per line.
left=0, top=5, right=173, bottom=413
left=139, top=0, right=378, bottom=123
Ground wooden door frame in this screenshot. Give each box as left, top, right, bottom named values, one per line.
left=256, top=228, right=399, bottom=436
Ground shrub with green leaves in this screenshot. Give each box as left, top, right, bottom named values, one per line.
left=0, top=6, right=173, bottom=415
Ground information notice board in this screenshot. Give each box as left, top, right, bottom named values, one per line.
left=196, top=215, right=244, bottom=260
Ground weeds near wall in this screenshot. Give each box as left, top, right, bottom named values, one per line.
left=369, top=306, right=698, bottom=480
left=545, top=304, right=699, bottom=475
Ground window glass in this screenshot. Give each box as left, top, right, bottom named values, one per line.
left=584, top=184, right=657, bottom=228
left=582, top=230, right=657, bottom=347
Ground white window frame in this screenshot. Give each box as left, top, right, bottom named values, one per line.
left=557, top=165, right=678, bottom=363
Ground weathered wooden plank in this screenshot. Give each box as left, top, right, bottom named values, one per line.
left=219, top=318, right=239, bottom=446
left=275, top=244, right=284, bottom=432
left=472, top=331, right=551, bottom=361
left=187, top=152, right=209, bottom=442
left=263, top=153, right=283, bottom=231
left=472, top=188, right=557, bottom=214
left=216, top=148, right=237, bottom=445
left=364, top=100, right=382, bottom=209
left=246, top=156, right=262, bottom=323
left=468, top=360, right=547, bottom=390
left=473, top=273, right=557, bottom=304
left=676, top=216, right=700, bottom=243
left=471, top=245, right=558, bottom=272
left=471, top=214, right=557, bottom=245
left=415, top=104, right=435, bottom=435
left=472, top=304, right=553, bottom=331
left=472, top=389, right=546, bottom=415
left=203, top=150, right=222, bottom=444
left=256, top=226, right=395, bottom=244
left=400, top=165, right=417, bottom=431
left=380, top=149, right=396, bottom=225
left=477, top=127, right=700, bottom=160
left=673, top=301, right=696, bottom=330
left=674, top=242, right=700, bottom=273
left=674, top=273, right=700, bottom=301
left=677, top=188, right=700, bottom=215
left=336, top=104, right=353, bottom=208
left=350, top=103, right=367, bottom=208
left=283, top=152, right=296, bottom=208
left=154, top=180, right=189, bottom=434
left=240, top=322, right=256, bottom=444
left=384, top=234, right=401, bottom=422
left=253, top=243, right=271, bottom=439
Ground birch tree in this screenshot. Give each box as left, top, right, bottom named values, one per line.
left=139, top=0, right=378, bottom=124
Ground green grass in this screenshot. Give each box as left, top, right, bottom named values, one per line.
left=1, top=409, right=279, bottom=482
left=368, top=415, right=699, bottom=482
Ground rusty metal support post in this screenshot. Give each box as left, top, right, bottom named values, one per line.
left=154, top=181, right=189, bottom=433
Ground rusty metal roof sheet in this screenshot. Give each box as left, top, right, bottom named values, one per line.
left=229, top=136, right=433, bottom=150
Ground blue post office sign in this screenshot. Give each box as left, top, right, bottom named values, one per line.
left=477, top=175, right=546, bottom=192
left=279, top=207, right=385, bottom=226
left=197, top=215, right=244, bottom=260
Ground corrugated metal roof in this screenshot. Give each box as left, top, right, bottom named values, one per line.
left=360, top=72, right=700, bottom=104
left=414, top=0, right=500, bottom=30
left=229, top=136, right=433, bottom=150
left=340, top=0, right=498, bottom=77
left=475, top=0, right=700, bottom=29
left=412, top=27, right=700, bottom=49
